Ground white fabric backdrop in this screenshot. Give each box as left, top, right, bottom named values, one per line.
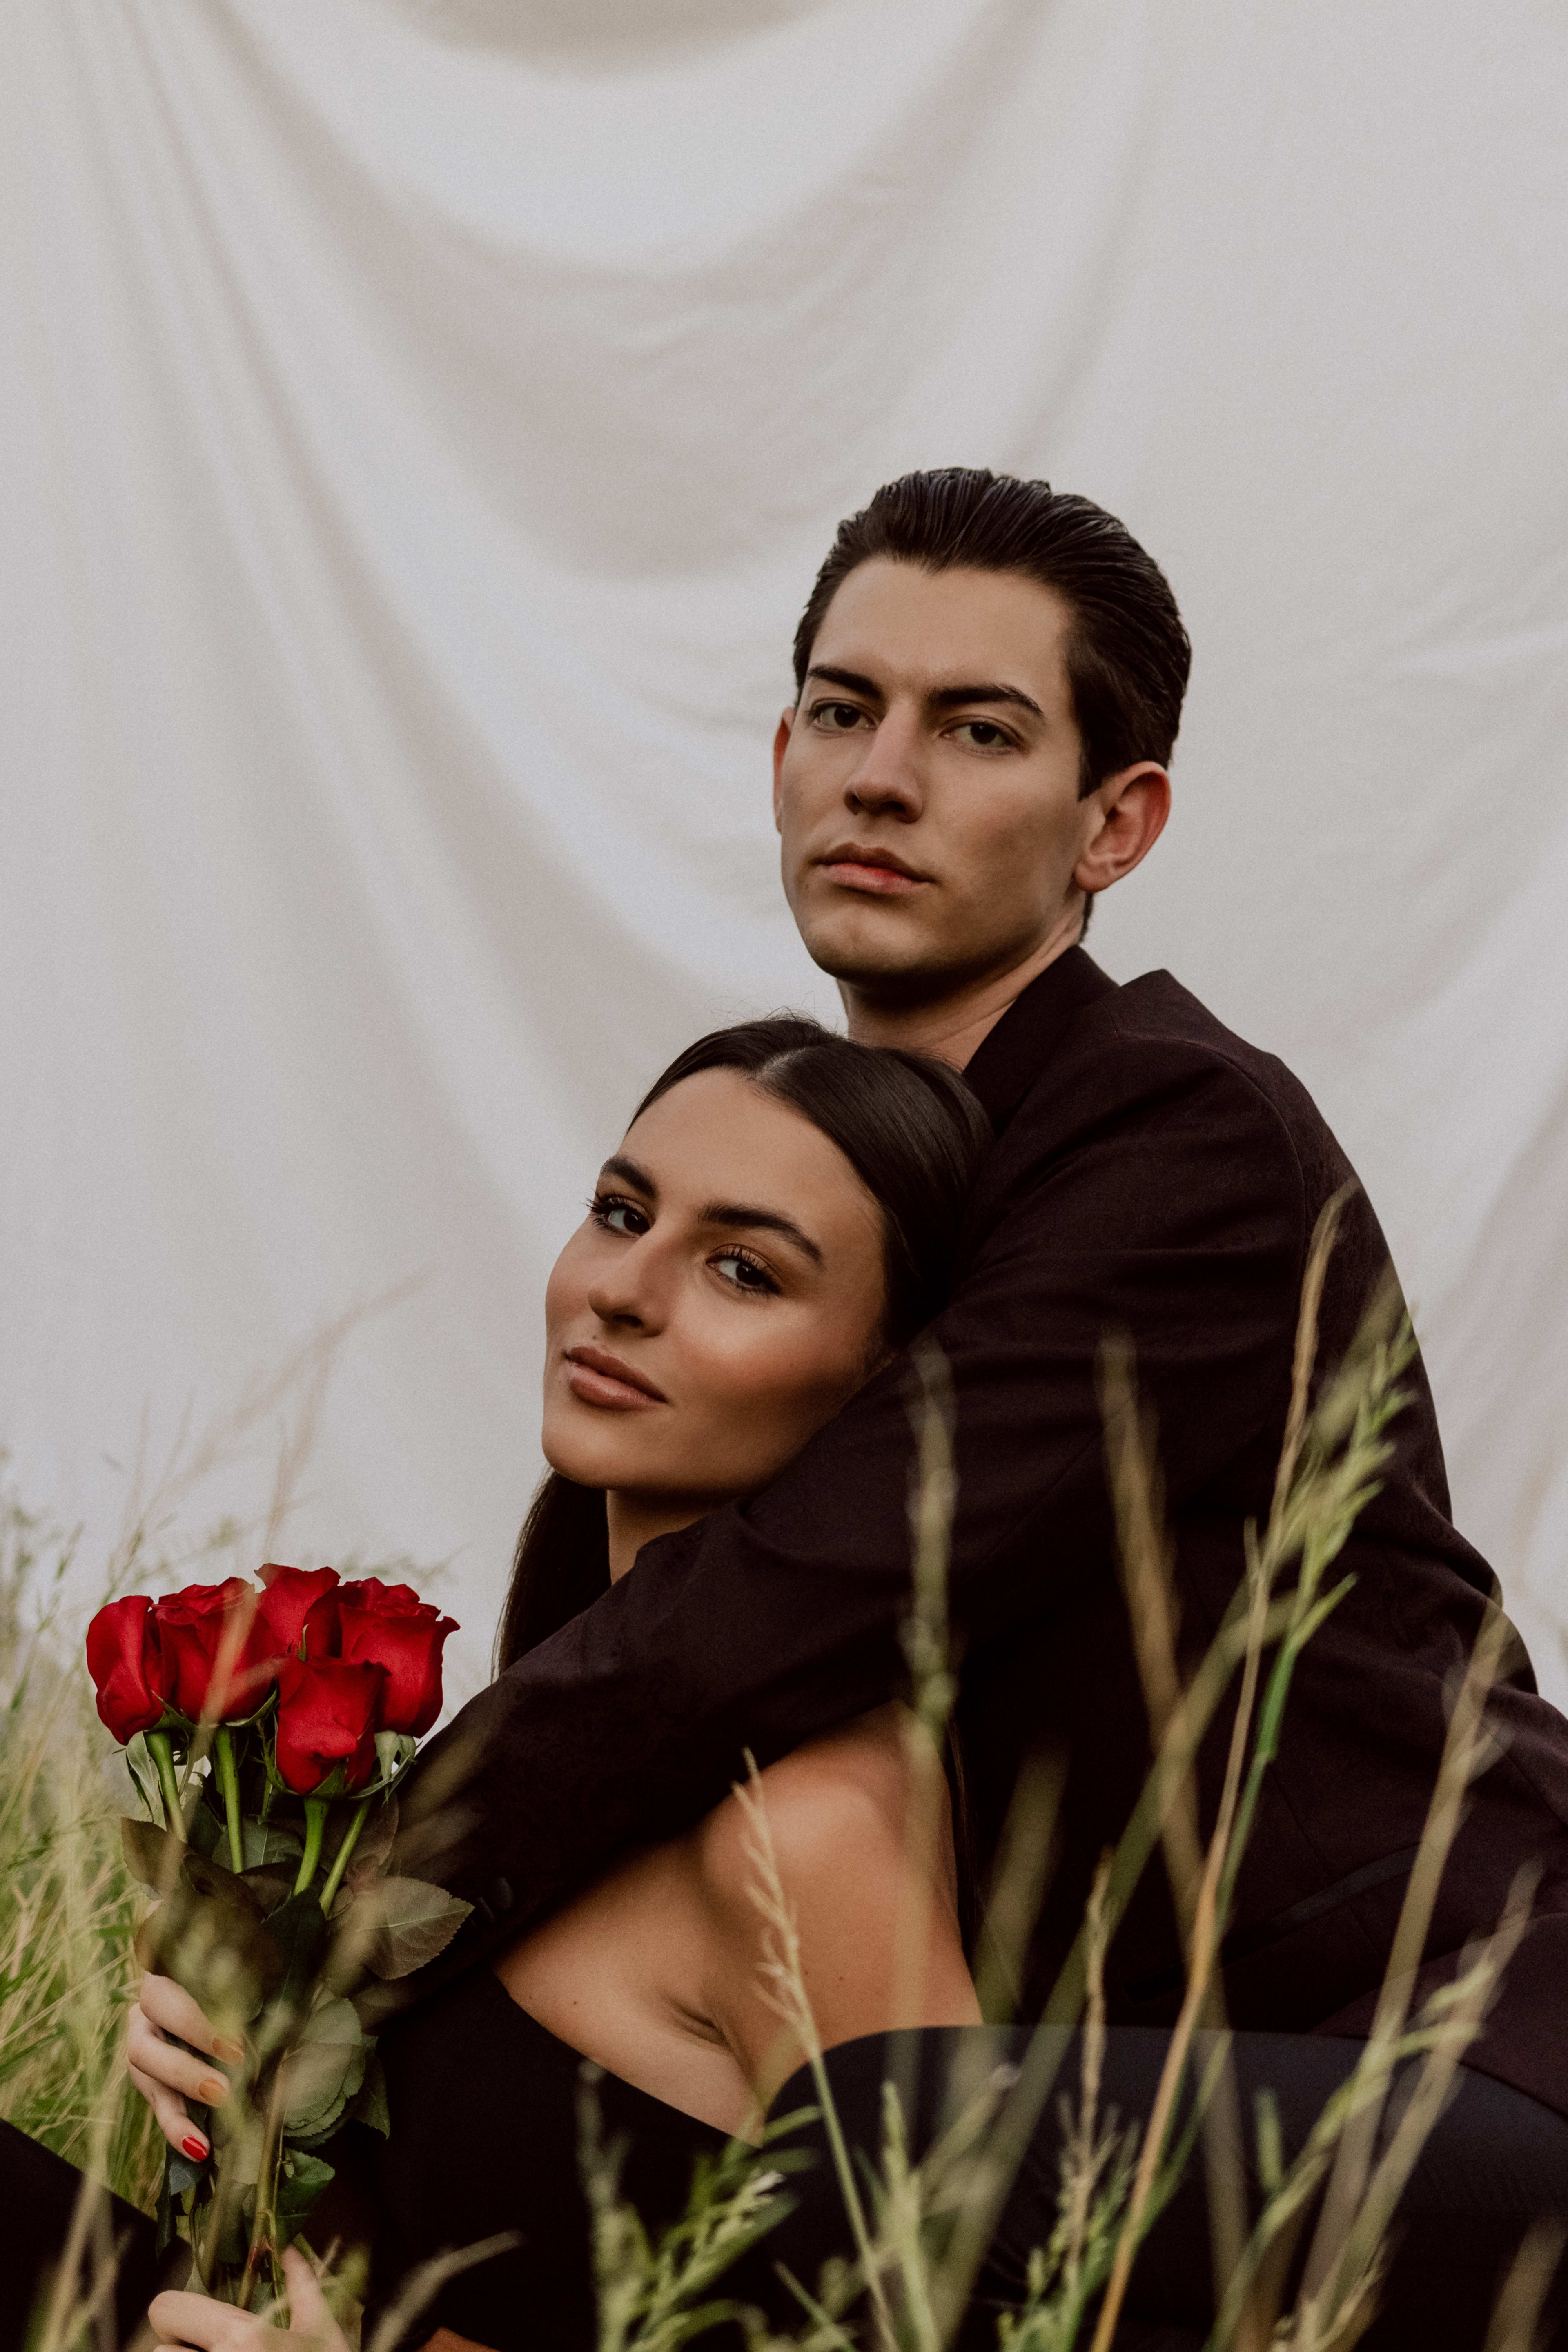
left=3, top=0, right=1565, bottom=1710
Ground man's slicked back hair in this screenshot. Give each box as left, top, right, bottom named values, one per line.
left=792, top=468, right=1192, bottom=798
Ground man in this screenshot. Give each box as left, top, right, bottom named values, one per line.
left=405, top=468, right=1568, bottom=2097
left=128, top=472, right=1568, bottom=2344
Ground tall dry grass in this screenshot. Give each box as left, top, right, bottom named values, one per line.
left=5, top=1236, right=1555, bottom=2352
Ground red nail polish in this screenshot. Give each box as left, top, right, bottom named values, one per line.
left=182, top=2135, right=208, bottom=2162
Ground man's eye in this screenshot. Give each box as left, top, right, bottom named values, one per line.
left=952, top=720, right=1013, bottom=750
left=712, top=1250, right=778, bottom=1296
left=590, top=1195, right=650, bottom=1238
left=813, top=701, right=869, bottom=733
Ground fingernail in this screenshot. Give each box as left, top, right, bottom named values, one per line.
left=197, top=2074, right=228, bottom=2104
left=212, top=2036, right=244, bottom=2063
left=182, top=2135, right=209, bottom=2162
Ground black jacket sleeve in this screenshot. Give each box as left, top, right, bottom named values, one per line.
left=395, top=1004, right=1313, bottom=1933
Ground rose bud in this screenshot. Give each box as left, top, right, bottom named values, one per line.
left=336, top=1578, right=458, bottom=1738
left=85, top=1595, right=166, bottom=1743
left=274, top=1654, right=386, bottom=1794
left=256, top=1563, right=341, bottom=1658
left=151, top=1579, right=286, bottom=1722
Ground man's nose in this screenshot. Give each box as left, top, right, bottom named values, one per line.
left=844, top=708, right=924, bottom=822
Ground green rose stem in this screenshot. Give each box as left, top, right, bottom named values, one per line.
left=238, top=2057, right=292, bottom=2312
left=214, top=1728, right=245, bottom=1874
left=318, top=1798, right=370, bottom=1915
left=292, top=1796, right=329, bottom=1895
left=147, top=1731, right=185, bottom=1841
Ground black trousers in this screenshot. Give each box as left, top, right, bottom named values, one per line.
left=757, top=2029, right=1568, bottom=2352
left=9, top=2032, right=1568, bottom=2352
left=0, top=2118, right=172, bottom=2352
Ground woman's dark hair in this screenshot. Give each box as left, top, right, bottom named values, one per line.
left=793, top=467, right=1192, bottom=798
left=495, top=1014, right=991, bottom=1676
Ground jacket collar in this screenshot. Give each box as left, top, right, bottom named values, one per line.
left=961, top=946, right=1119, bottom=1132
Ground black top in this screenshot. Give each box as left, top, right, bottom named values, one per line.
left=368, top=1969, right=729, bottom=2351
left=397, top=951, right=1568, bottom=2116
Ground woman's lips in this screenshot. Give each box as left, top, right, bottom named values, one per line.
left=564, top=1345, right=666, bottom=1410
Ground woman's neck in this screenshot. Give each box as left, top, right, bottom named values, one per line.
left=605, top=1491, right=713, bottom=1581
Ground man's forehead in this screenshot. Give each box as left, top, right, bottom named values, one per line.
left=808, top=557, right=1073, bottom=705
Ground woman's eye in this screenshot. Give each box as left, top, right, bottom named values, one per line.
left=711, top=1250, right=779, bottom=1296
left=590, top=1195, right=650, bottom=1238
left=952, top=719, right=1013, bottom=751
left=812, top=700, right=870, bottom=733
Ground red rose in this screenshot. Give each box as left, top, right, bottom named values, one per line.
left=256, top=1563, right=340, bottom=1657
left=151, top=1579, right=285, bottom=1722
left=86, top=1595, right=166, bottom=1743
left=336, top=1579, right=457, bottom=1737
left=274, top=1654, right=385, bottom=1794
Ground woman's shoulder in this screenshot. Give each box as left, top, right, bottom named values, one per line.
left=690, top=1702, right=932, bottom=1915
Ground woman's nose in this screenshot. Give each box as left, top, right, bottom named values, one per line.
left=586, top=1244, right=666, bottom=1331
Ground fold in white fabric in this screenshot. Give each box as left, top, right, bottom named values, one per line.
left=3, top=0, right=1565, bottom=1706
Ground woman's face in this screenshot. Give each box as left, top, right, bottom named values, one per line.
left=541, top=1067, right=889, bottom=1519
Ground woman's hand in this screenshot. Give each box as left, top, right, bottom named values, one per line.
left=127, top=1972, right=245, bottom=2160
left=149, top=2248, right=349, bottom=2352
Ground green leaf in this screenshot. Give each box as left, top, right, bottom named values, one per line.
left=135, top=1850, right=285, bottom=2024
left=186, top=1795, right=222, bottom=1860
left=345, top=2047, right=390, bottom=2136
left=242, top=1820, right=303, bottom=1869
left=120, top=1816, right=184, bottom=1892
left=274, top=2152, right=336, bottom=2247
left=332, top=1875, right=472, bottom=1982
left=124, top=1733, right=165, bottom=1826
left=281, top=1996, right=368, bottom=2136
left=261, top=1889, right=331, bottom=2026
left=238, top=1863, right=301, bottom=1919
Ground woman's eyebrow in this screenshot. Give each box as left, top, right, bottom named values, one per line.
left=699, top=1203, right=824, bottom=1267
left=599, top=1153, right=656, bottom=1198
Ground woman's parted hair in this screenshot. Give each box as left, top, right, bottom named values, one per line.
left=494, top=1016, right=991, bottom=1674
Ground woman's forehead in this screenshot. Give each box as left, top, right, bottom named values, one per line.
left=618, top=1069, right=880, bottom=1241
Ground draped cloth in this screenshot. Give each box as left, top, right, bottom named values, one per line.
left=2, top=0, right=1565, bottom=1702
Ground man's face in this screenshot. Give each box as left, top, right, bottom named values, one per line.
left=774, top=559, right=1102, bottom=1004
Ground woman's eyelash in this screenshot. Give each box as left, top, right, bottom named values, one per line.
left=588, top=1191, right=644, bottom=1228
left=713, top=1247, right=780, bottom=1295
left=587, top=1197, right=779, bottom=1293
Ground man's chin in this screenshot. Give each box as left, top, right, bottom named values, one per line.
left=800, top=929, right=977, bottom=1008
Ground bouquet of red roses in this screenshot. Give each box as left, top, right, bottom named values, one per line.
left=87, top=1563, right=466, bottom=2307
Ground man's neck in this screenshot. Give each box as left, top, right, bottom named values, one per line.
left=840, top=911, right=1085, bottom=1070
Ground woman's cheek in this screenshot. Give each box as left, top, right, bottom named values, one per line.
left=543, top=1228, right=595, bottom=1341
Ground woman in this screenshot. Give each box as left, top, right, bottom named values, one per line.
left=111, top=1013, right=1568, bottom=2352
left=130, top=1017, right=994, bottom=2350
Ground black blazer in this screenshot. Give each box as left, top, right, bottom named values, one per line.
left=399, top=951, right=1568, bottom=2113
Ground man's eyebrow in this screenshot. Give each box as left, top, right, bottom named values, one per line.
left=699, top=1203, right=824, bottom=1267
left=804, top=664, right=1043, bottom=721
left=599, top=1154, right=656, bottom=1198
left=804, top=664, right=883, bottom=703
left=927, top=682, right=1045, bottom=719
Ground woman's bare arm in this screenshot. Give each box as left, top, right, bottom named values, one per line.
left=691, top=1706, right=980, bottom=2110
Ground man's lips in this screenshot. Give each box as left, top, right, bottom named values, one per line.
left=816, top=845, right=929, bottom=898
left=564, top=1344, right=667, bottom=1410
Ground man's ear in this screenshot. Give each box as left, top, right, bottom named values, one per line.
left=772, top=706, right=796, bottom=834
left=1074, top=762, right=1171, bottom=897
